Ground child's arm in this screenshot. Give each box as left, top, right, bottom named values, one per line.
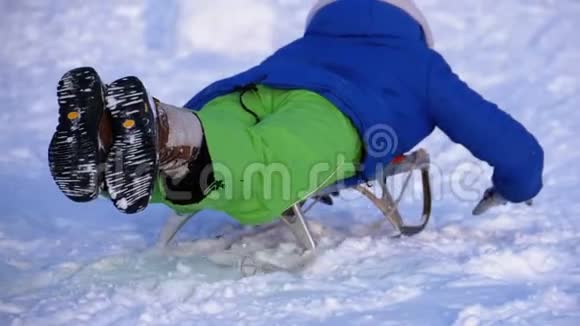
left=427, top=52, right=544, bottom=203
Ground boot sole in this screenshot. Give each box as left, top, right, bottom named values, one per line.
left=48, top=67, right=105, bottom=202
left=105, top=77, right=158, bottom=214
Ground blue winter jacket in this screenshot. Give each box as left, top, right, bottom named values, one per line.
left=185, top=0, right=544, bottom=203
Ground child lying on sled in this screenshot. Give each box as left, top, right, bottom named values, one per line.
left=48, top=0, right=543, bottom=225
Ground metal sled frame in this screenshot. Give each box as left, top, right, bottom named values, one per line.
left=158, top=149, right=432, bottom=252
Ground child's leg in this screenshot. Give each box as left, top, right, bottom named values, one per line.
left=49, top=70, right=205, bottom=214
left=149, top=91, right=257, bottom=214
left=158, top=86, right=362, bottom=225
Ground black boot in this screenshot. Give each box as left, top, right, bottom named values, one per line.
left=104, top=77, right=213, bottom=213
left=104, top=77, right=159, bottom=214
left=48, top=67, right=110, bottom=202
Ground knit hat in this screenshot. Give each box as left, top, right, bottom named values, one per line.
left=306, top=0, right=435, bottom=48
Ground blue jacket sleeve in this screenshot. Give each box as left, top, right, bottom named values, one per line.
left=427, top=52, right=544, bottom=203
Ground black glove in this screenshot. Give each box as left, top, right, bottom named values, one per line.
left=313, top=191, right=340, bottom=206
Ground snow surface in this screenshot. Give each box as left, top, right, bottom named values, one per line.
left=1, top=0, right=580, bottom=325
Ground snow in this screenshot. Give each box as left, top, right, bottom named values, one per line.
left=1, top=0, right=580, bottom=325
left=176, top=0, right=277, bottom=57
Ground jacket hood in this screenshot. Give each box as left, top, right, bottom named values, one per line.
left=306, top=0, right=434, bottom=48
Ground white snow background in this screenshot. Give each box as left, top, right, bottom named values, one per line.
left=1, top=0, right=579, bottom=325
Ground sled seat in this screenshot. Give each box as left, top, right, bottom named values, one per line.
left=158, top=149, right=432, bottom=251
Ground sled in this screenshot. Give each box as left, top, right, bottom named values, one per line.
left=157, top=149, right=432, bottom=274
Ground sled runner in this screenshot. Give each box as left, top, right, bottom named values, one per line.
left=158, top=149, right=432, bottom=274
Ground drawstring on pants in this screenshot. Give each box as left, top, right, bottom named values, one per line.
left=236, top=84, right=261, bottom=123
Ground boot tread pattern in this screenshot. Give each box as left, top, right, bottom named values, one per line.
left=105, top=77, right=158, bottom=214
left=48, top=67, right=104, bottom=202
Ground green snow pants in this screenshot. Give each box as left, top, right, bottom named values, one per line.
left=151, top=85, right=362, bottom=225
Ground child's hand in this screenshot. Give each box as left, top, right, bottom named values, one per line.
left=472, top=187, right=507, bottom=215
left=472, top=187, right=533, bottom=215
